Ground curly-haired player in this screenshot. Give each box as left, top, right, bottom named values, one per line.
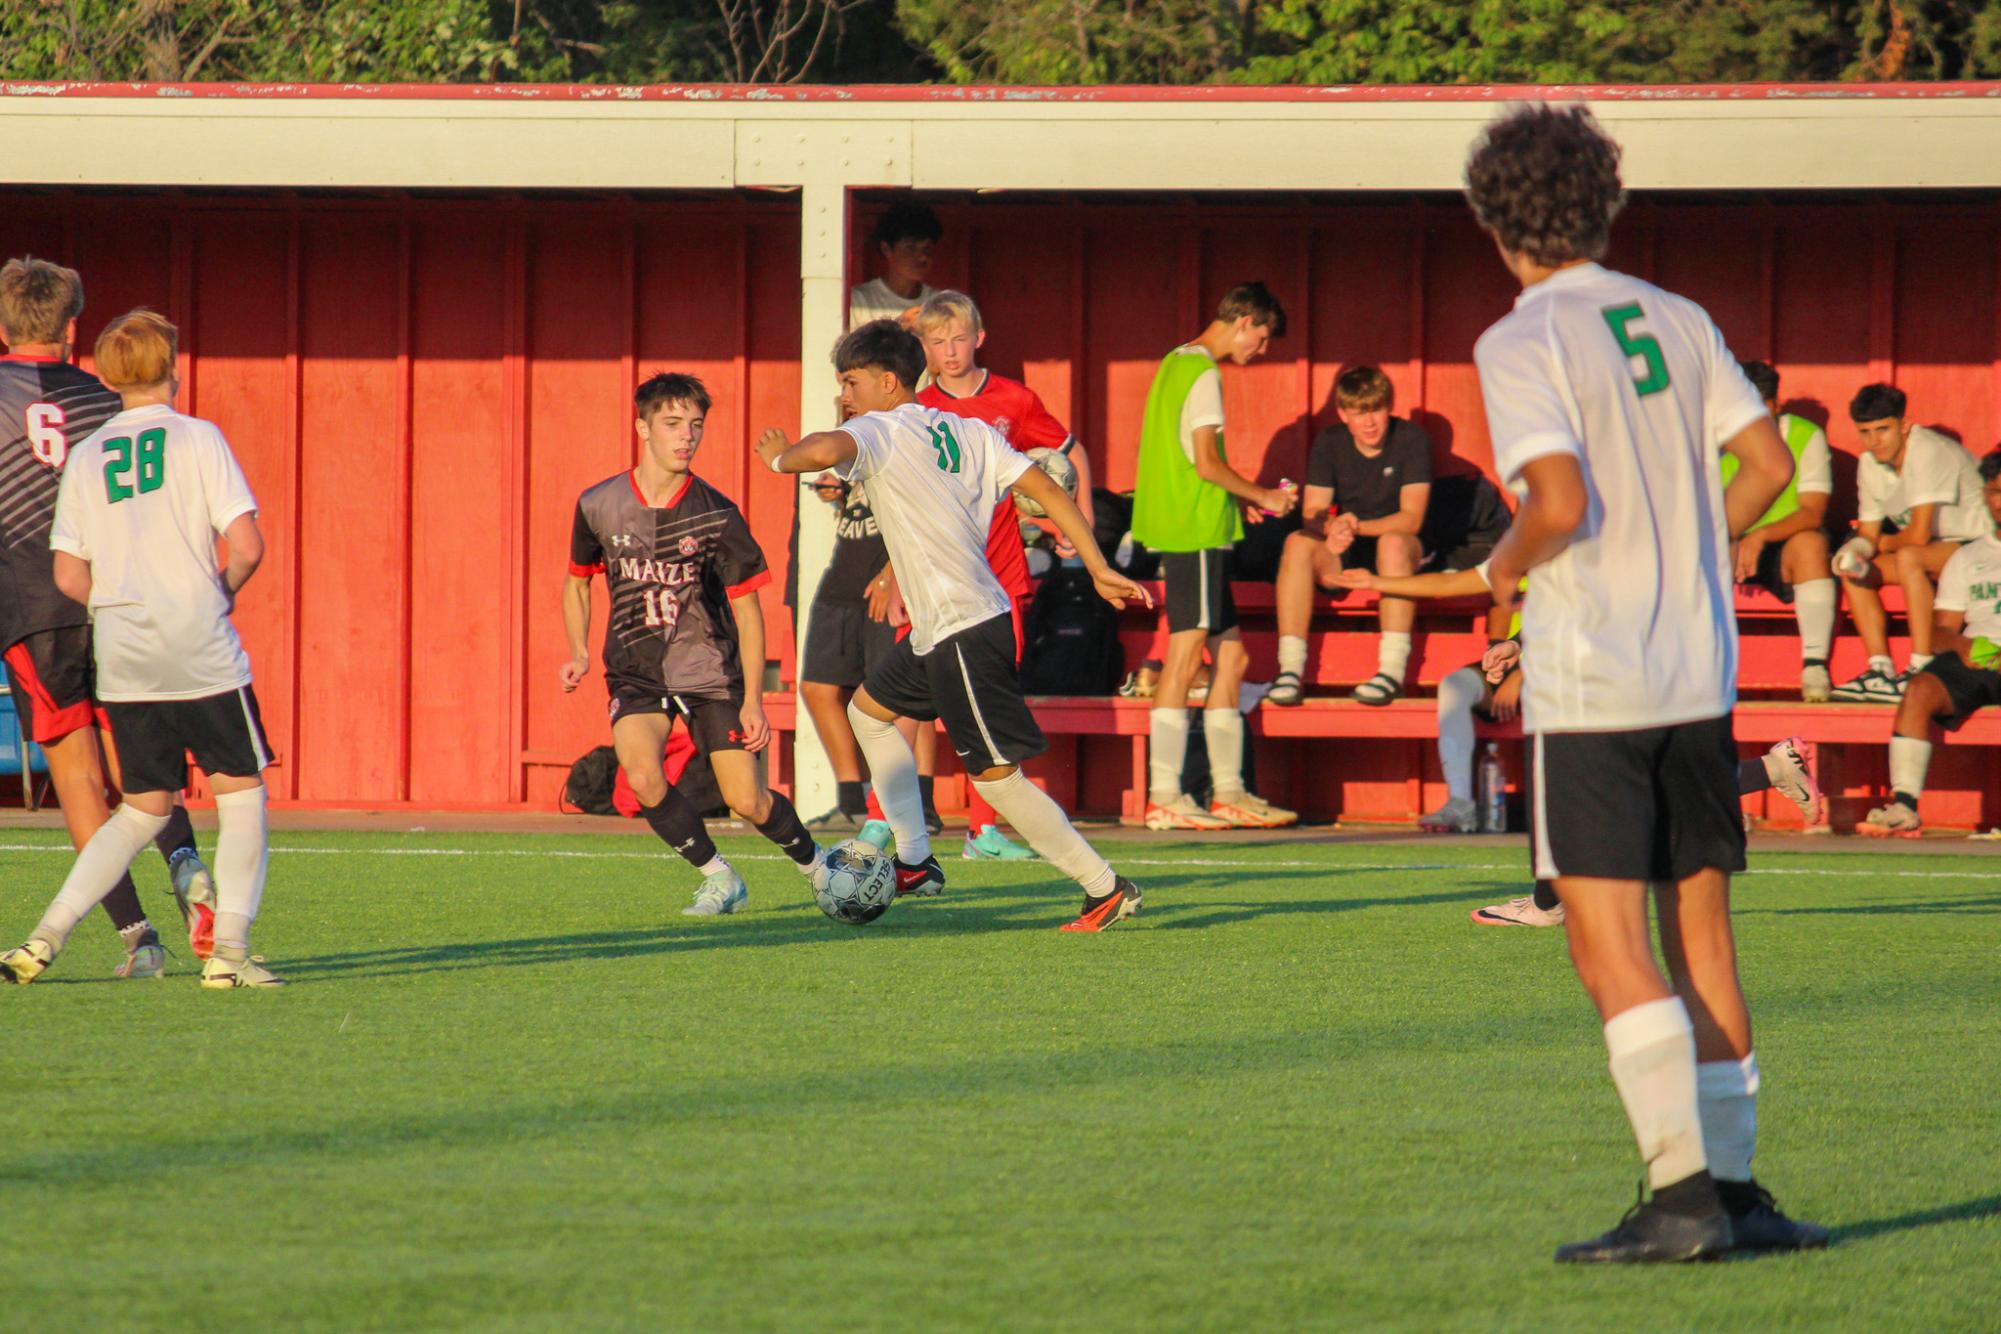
left=1466, top=104, right=1825, bottom=1262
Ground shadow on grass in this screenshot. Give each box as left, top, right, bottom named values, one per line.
left=1830, top=1193, right=2001, bottom=1245
left=1745, top=895, right=2001, bottom=917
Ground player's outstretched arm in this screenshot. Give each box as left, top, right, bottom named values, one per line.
left=1012, top=466, right=1152, bottom=612
left=560, top=574, right=593, bottom=692
left=730, top=588, right=771, bottom=753
left=757, top=426, right=858, bottom=475
left=1330, top=566, right=1489, bottom=600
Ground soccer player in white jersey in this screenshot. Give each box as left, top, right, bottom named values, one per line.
left=1466, top=105, right=1824, bottom=1261
left=1859, top=450, right=2001, bottom=835
left=756, top=320, right=1153, bottom=931
left=0, top=310, right=281, bottom=988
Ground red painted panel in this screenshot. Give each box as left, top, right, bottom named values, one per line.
left=742, top=216, right=803, bottom=678
left=1201, top=224, right=1307, bottom=486
left=1084, top=220, right=1184, bottom=492
left=1896, top=218, right=1996, bottom=453
left=294, top=219, right=408, bottom=801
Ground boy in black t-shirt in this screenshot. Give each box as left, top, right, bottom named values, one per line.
left=562, top=373, right=830, bottom=916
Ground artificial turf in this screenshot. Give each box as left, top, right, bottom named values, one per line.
left=1, top=828, right=1995, bottom=1330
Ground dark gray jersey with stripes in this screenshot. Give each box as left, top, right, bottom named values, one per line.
left=0, top=356, right=121, bottom=649
left=569, top=471, right=770, bottom=698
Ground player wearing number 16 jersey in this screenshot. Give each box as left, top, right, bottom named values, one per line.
left=562, top=373, right=829, bottom=917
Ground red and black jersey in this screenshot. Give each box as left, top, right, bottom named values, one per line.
left=0, top=355, right=121, bottom=650
left=918, top=371, right=1074, bottom=601
left=569, top=471, right=771, bottom=698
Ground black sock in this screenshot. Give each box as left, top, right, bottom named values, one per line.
left=154, top=804, right=198, bottom=865
left=918, top=774, right=937, bottom=814
left=837, top=780, right=867, bottom=817
left=1893, top=790, right=1920, bottom=811
left=1531, top=879, right=1559, bottom=912
left=640, top=787, right=719, bottom=869
left=1651, top=1169, right=1722, bottom=1218
left=755, top=792, right=819, bottom=867
left=1803, top=656, right=1828, bottom=669
left=99, top=874, right=148, bottom=932
left=1736, top=757, right=1770, bottom=794
left=1714, top=1177, right=1762, bottom=1216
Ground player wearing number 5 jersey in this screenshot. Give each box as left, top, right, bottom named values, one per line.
left=563, top=373, right=830, bottom=917
left=2, top=308, right=281, bottom=988
left=1467, top=105, right=1822, bottom=1262
left=0, top=259, right=212, bottom=982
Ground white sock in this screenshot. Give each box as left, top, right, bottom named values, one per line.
left=1888, top=734, right=1933, bottom=802
left=1378, top=631, right=1413, bottom=683
left=1909, top=652, right=1934, bottom=673
left=1277, top=634, right=1308, bottom=678
left=1437, top=666, right=1481, bottom=803
left=32, top=804, right=170, bottom=951
left=1603, top=997, right=1708, bottom=1189
left=211, top=786, right=270, bottom=959
left=1695, top=1052, right=1760, bottom=1183
left=849, top=700, right=930, bottom=864
left=1204, top=709, right=1245, bottom=798
left=1793, top=579, right=1836, bottom=664
left=1148, top=707, right=1190, bottom=803
left=1869, top=654, right=1894, bottom=676
left=696, top=855, right=731, bottom=878
left=972, top=769, right=1116, bottom=898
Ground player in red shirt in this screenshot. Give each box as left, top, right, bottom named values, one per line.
left=906, top=290, right=1093, bottom=860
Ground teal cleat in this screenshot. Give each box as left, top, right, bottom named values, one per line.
left=962, top=825, right=1038, bottom=860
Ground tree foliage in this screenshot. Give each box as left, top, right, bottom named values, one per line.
left=4, top=0, right=2000, bottom=85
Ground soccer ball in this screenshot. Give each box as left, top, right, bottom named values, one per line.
left=1013, top=447, right=1079, bottom=518
left=815, top=840, right=896, bottom=925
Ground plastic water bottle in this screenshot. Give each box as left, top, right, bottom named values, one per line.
left=1479, top=743, right=1508, bottom=833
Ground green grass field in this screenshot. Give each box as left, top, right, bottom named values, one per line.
left=2, top=827, right=1996, bottom=1330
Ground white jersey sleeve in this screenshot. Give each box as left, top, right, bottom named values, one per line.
left=1177, top=365, right=1226, bottom=464
left=1795, top=427, right=1833, bottom=496
left=1475, top=311, right=1583, bottom=485
left=1935, top=541, right=1973, bottom=613
left=48, top=446, right=92, bottom=560
left=837, top=413, right=892, bottom=484
left=1698, top=317, right=1770, bottom=451
left=1857, top=454, right=1889, bottom=525
left=199, top=422, right=259, bottom=531
left=1903, top=429, right=1969, bottom=508
left=978, top=417, right=1036, bottom=493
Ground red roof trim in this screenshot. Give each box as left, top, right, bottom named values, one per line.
left=6, top=81, right=2000, bottom=104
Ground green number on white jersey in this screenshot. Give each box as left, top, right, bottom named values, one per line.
left=102, top=427, right=167, bottom=504
left=1601, top=303, right=1670, bottom=398
left=926, top=422, right=962, bottom=473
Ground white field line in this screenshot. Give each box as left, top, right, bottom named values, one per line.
left=2, top=842, right=2000, bottom=880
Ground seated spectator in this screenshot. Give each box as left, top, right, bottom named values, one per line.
left=1269, top=366, right=1506, bottom=706
left=1831, top=383, right=1994, bottom=702
left=849, top=202, right=939, bottom=330
left=1731, top=361, right=1838, bottom=702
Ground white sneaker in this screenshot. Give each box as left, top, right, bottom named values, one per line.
left=1831, top=667, right=1904, bottom=703
left=0, top=939, right=55, bottom=985
left=1419, top=796, right=1480, bottom=833
left=1469, top=894, right=1565, bottom=927
left=1142, top=794, right=1233, bottom=831
left=1761, top=736, right=1823, bottom=825
left=683, top=868, right=748, bottom=916
left=1210, top=791, right=1298, bottom=829
left=1800, top=665, right=1833, bottom=703
left=200, top=954, right=286, bottom=989
left=1859, top=801, right=1922, bottom=838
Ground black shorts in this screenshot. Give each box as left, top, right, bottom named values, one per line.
left=607, top=683, right=748, bottom=754
left=2, top=624, right=102, bottom=743
left=1160, top=548, right=1235, bottom=635
left=1741, top=542, right=1794, bottom=603
left=1918, top=652, right=2001, bottom=731
left=1426, top=534, right=1499, bottom=573
left=801, top=598, right=898, bottom=689
left=863, top=611, right=1046, bottom=771
left=1531, top=715, right=1746, bottom=882
left=102, top=685, right=273, bottom=794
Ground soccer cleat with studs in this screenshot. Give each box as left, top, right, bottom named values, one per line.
left=1761, top=736, right=1823, bottom=826
left=1859, top=800, right=1922, bottom=838
left=1060, top=876, right=1143, bottom=932
left=1718, top=1179, right=1828, bottom=1253
left=0, top=939, right=56, bottom=985
left=1554, top=1185, right=1732, bottom=1264
left=1143, top=795, right=1232, bottom=831
left=963, top=825, right=1038, bottom=860
left=893, top=855, right=946, bottom=898
left=200, top=955, right=286, bottom=989
left=114, top=941, right=168, bottom=979
left=1210, top=791, right=1298, bottom=829
left=1469, top=894, right=1565, bottom=928
left=169, top=851, right=217, bottom=960
left=683, top=868, right=748, bottom=916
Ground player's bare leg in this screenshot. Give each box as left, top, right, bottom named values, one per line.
left=1145, top=627, right=1230, bottom=830
left=708, top=747, right=828, bottom=896
left=1656, top=871, right=1826, bottom=1250
left=2, top=777, right=175, bottom=985
left=1864, top=672, right=1948, bottom=837
left=614, top=713, right=745, bottom=916
left=1550, top=877, right=1728, bottom=1262
left=1895, top=540, right=1960, bottom=663
left=1355, top=531, right=1421, bottom=705
left=38, top=726, right=163, bottom=978
left=848, top=688, right=945, bottom=897
left=956, top=758, right=1139, bottom=931
left=1833, top=558, right=1900, bottom=701
left=1271, top=533, right=1337, bottom=706
left=99, top=727, right=213, bottom=959
left=800, top=680, right=867, bottom=828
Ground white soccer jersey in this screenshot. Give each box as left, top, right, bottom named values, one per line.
left=1934, top=534, right=2001, bottom=642
left=838, top=401, right=1032, bottom=655
left=49, top=404, right=258, bottom=701
left=1476, top=262, right=1768, bottom=734
left=1858, top=425, right=1992, bottom=542
left=1780, top=414, right=1833, bottom=496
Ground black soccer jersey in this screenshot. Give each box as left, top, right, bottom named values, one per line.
left=569, top=471, right=771, bottom=698
left=0, top=355, right=121, bottom=650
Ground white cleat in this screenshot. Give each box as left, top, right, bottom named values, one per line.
left=114, top=942, right=168, bottom=980
left=200, top=954, right=286, bottom=989
left=683, top=868, right=748, bottom=916
left=1761, top=736, right=1824, bottom=826
left=1800, top=665, right=1833, bottom=704
left=0, top=939, right=55, bottom=985
left=1469, top=894, right=1566, bottom=927
left=1859, top=801, right=1922, bottom=838
left=1419, top=796, right=1480, bottom=833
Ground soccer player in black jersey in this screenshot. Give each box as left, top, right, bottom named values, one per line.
left=0, top=258, right=211, bottom=976
left=562, top=372, right=828, bottom=914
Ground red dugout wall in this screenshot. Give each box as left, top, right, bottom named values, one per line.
left=6, top=186, right=1999, bottom=810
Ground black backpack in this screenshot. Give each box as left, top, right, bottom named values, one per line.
left=1021, top=568, right=1124, bottom=695
left=562, top=745, right=621, bottom=815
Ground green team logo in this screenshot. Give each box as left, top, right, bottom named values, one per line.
left=1601, top=303, right=1671, bottom=398
left=102, top=427, right=167, bottom=504
left=926, top=421, right=962, bottom=473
